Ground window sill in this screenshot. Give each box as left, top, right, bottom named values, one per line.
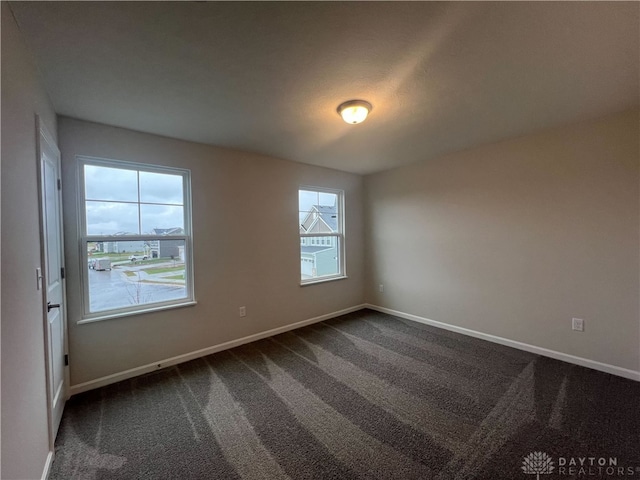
left=300, top=275, right=348, bottom=287
left=78, top=300, right=197, bottom=325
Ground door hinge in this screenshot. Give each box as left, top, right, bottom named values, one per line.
left=57, top=179, right=61, bottom=190
left=64, top=354, right=69, bottom=366
left=61, top=267, right=65, bottom=279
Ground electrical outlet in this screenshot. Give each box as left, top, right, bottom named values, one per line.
left=239, top=306, right=246, bottom=317
left=572, top=318, right=584, bottom=332
left=379, top=284, right=384, bottom=293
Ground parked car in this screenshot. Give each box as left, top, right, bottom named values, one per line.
left=89, top=258, right=111, bottom=271
left=93, top=258, right=112, bottom=271
left=129, top=254, right=148, bottom=262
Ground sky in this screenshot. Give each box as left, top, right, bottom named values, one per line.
left=298, top=190, right=337, bottom=212
left=85, top=165, right=184, bottom=235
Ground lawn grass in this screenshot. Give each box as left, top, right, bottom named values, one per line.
left=123, top=271, right=137, bottom=277
left=135, top=258, right=169, bottom=266
left=113, top=258, right=172, bottom=267
left=140, top=279, right=186, bottom=285
left=164, top=274, right=185, bottom=280
left=90, top=253, right=130, bottom=261
left=142, top=265, right=185, bottom=275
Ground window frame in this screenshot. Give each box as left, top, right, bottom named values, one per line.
left=298, top=185, right=346, bottom=285
left=77, top=156, right=196, bottom=323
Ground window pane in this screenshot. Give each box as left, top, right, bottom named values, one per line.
left=315, top=205, right=339, bottom=233
left=299, top=190, right=339, bottom=233
left=299, top=206, right=339, bottom=233
left=300, top=236, right=339, bottom=280
left=318, top=192, right=338, bottom=208
left=140, top=204, right=184, bottom=234
left=298, top=190, right=319, bottom=214
left=139, top=171, right=183, bottom=205
left=85, top=165, right=138, bottom=202
left=299, top=212, right=311, bottom=232
left=87, top=240, right=187, bottom=313
left=86, top=201, right=139, bottom=235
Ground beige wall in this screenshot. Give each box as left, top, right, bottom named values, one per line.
left=364, top=109, right=639, bottom=372
left=58, top=117, right=364, bottom=385
left=1, top=2, right=59, bottom=478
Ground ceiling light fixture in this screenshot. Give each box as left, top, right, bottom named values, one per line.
left=337, top=100, right=372, bottom=125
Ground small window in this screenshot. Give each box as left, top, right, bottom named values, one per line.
left=79, top=157, right=194, bottom=321
left=298, top=187, right=345, bottom=284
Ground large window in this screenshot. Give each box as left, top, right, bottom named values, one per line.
left=78, top=157, right=194, bottom=321
left=299, top=187, right=345, bottom=284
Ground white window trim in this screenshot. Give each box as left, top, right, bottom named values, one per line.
left=77, top=155, right=196, bottom=321
left=299, top=185, right=346, bottom=285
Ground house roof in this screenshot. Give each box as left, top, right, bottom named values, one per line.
left=151, top=227, right=184, bottom=235
left=300, top=205, right=338, bottom=234
left=314, top=206, right=337, bottom=231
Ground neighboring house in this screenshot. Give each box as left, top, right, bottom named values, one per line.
left=99, top=228, right=184, bottom=261
left=102, top=234, right=147, bottom=255
left=299, top=205, right=338, bottom=278
left=148, top=227, right=185, bottom=261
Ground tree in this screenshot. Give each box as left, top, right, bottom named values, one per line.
left=522, top=452, right=554, bottom=480
left=126, top=274, right=152, bottom=306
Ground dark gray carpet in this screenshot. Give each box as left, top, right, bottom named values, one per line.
left=50, top=309, right=640, bottom=479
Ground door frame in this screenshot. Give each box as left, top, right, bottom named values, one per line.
left=35, top=115, right=70, bottom=450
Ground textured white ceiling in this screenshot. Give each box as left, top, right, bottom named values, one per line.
left=10, top=1, right=640, bottom=174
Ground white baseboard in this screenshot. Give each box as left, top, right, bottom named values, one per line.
left=69, top=304, right=366, bottom=396
left=69, top=302, right=639, bottom=395
left=365, top=304, right=640, bottom=382
left=41, top=450, right=54, bottom=480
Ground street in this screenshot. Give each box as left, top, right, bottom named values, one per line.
left=88, top=266, right=186, bottom=313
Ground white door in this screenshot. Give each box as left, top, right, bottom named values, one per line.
left=37, top=118, right=67, bottom=444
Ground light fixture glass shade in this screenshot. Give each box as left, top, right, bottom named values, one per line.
left=337, top=100, right=372, bottom=124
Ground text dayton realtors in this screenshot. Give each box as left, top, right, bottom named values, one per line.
left=557, top=457, right=637, bottom=477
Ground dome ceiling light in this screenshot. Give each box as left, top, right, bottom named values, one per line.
left=337, top=100, right=372, bottom=124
